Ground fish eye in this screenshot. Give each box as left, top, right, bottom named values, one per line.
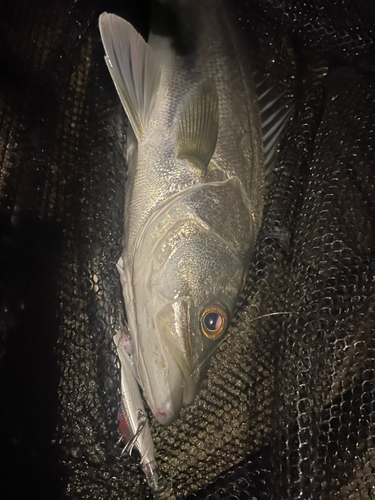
left=200, top=303, right=229, bottom=341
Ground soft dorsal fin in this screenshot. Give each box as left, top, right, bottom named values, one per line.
left=99, top=13, right=161, bottom=140
left=176, top=80, right=219, bottom=172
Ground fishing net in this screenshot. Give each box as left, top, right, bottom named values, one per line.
left=1, top=0, right=375, bottom=498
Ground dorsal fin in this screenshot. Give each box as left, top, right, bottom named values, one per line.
left=176, top=80, right=219, bottom=172
left=254, top=72, right=294, bottom=178
left=99, top=13, right=161, bottom=140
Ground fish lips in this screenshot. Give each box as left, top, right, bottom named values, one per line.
left=147, top=298, right=198, bottom=424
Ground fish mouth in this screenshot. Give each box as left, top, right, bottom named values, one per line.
left=147, top=343, right=197, bottom=425
left=151, top=350, right=183, bottom=425
left=145, top=300, right=197, bottom=425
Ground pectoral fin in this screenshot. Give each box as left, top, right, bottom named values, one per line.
left=99, top=13, right=161, bottom=140
left=177, top=80, right=219, bottom=172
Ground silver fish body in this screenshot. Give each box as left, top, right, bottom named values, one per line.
left=100, top=0, right=265, bottom=425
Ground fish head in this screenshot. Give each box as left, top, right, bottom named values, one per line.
left=134, top=216, right=247, bottom=424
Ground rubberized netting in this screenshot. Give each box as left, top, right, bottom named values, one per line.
left=1, top=0, right=375, bottom=498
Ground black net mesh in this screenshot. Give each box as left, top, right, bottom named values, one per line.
left=1, top=0, right=375, bottom=499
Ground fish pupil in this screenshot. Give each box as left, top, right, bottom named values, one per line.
left=204, top=312, right=221, bottom=331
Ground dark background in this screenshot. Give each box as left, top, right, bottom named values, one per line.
left=0, top=0, right=375, bottom=498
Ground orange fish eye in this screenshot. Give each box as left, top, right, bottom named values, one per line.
left=200, top=303, right=229, bottom=340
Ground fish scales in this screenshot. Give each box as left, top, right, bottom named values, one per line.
left=125, top=0, right=263, bottom=252
left=99, top=0, right=288, bottom=427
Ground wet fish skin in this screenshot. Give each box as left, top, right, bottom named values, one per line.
left=99, top=0, right=264, bottom=425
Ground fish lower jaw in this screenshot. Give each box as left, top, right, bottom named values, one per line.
left=150, top=399, right=177, bottom=425
left=142, top=351, right=196, bottom=425
left=147, top=360, right=183, bottom=425
left=150, top=383, right=198, bottom=425
left=148, top=378, right=197, bottom=425
left=153, top=408, right=174, bottom=425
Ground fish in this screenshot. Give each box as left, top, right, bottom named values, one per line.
left=99, top=0, right=290, bottom=425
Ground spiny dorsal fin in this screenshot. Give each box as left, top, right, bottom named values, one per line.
left=177, top=79, right=219, bottom=172
left=99, top=13, right=161, bottom=140
left=254, top=72, right=294, bottom=178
